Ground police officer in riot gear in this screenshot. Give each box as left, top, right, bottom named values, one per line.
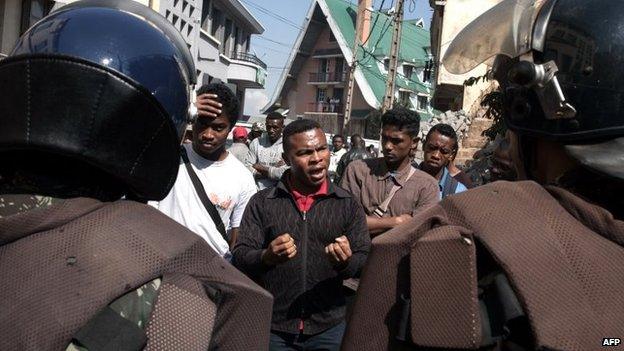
left=0, top=1, right=272, bottom=350
left=342, top=0, right=624, bottom=350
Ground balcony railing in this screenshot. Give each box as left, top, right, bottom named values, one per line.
left=231, top=52, right=267, bottom=69
left=309, top=71, right=348, bottom=83
left=307, top=102, right=343, bottom=113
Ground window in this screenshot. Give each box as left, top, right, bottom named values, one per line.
left=335, top=57, right=345, bottom=80
left=316, top=88, right=327, bottom=102
left=333, top=88, right=344, bottom=101
left=223, top=18, right=233, bottom=55
left=233, top=26, right=240, bottom=55
left=210, top=7, right=221, bottom=38
left=201, top=0, right=211, bottom=30
left=399, top=91, right=411, bottom=106
left=417, top=96, right=428, bottom=110
left=20, top=0, right=53, bottom=34
left=403, top=65, right=413, bottom=80
left=319, top=58, right=329, bottom=81
left=383, top=58, right=390, bottom=72
left=328, top=30, right=336, bottom=42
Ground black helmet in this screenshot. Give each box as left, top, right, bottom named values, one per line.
left=443, top=0, right=624, bottom=180
left=0, top=0, right=196, bottom=199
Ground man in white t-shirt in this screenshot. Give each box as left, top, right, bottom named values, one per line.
left=151, top=83, right=256, bottom=260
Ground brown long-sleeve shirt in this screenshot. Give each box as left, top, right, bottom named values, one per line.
left=340, top=158, right=439, bottom=217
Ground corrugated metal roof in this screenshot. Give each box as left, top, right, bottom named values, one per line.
left=323, top=0, right=433, bottom=116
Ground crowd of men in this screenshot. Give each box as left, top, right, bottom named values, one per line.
left=152, top=80, right=473, bottom=349
left=1, top=0, right=623, bottom=350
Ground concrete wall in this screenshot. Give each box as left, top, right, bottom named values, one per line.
left=431, top=0, right=502, bottom=113
left=1, top=0, right=23, bottom=54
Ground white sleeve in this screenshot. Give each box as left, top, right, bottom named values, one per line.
left=230, top=172, right=258, bottom=228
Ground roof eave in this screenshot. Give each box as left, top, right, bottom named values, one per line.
left=229, top=0, right=265, bottom=34
left=262, top=0, right=319, bottom=113
left=316, top=0, right=380, bottom=108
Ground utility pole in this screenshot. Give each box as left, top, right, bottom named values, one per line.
left=343, top=0, right=371, bottom=132
left=382, top=0, right=405, bottom=113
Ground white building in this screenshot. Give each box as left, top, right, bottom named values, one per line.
left=0, top=0, right=266, bottom=113
left=429, top=0, right=503, bottom=114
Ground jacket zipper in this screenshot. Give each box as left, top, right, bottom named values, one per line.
left=300, top=209, right=307, bottom=333
left=288, top=195, right=328, bottom=334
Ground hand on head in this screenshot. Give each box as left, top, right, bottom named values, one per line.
left=196, top=93, right=222, bottom=118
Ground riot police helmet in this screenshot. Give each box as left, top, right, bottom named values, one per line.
left=443, top=0, right=624, bottom=180
left=0, top=0, right=196, bottom=200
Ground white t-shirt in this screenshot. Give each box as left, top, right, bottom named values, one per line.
left=150, top=144, right=257, bottom=258
left=329, top=147, right=347, bottom=174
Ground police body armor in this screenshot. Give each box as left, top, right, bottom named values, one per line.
left=342, top=0, right=624, bottom=349
left=0, top=1, right=272, bottom=349
left=343, top=181, right=624, bottom=351
left=0, top=198, right=272, bottom=350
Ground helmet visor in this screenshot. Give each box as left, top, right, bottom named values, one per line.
left=443, top=0, right=544, bottom=74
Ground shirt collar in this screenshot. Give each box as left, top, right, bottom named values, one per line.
left=261, top=135, right=282, bottom=147
left=184, top=143, right=227, bottom=169
left=375, top=159, right=413, bottom=186
left=289, top=177, right=329, bottom=200
left=268, top=171, right=349, bottom=199
left=438, top=167, right=450, bottom=191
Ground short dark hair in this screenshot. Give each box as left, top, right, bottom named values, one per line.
left=196, top=83, right=239, bottom=126
left=266, top=111, right=285, bottom=121
left=426, top=123, right=459, bottom=152
left=282, top=119, right=322, bottom=153
left=332, top=134, right=344, bottom=141
left=381, top=107, right=421, bottom=137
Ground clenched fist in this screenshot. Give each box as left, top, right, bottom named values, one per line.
left=325, top=235, right=352, bottom=267
left=262, top=233, right=297, bottom=266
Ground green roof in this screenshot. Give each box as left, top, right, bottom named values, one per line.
left=324, top=0, right=433, bottom=108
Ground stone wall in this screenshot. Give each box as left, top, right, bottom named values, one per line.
left=418, top=109, right=493, bottom=165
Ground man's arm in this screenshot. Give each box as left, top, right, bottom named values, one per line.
left=231, top=196, right=267, bottom=276
left=366, top=215, right=412, bottom=237
left=243, top=139, right=259, bottom=175
left=335, top=199, right=371, bottom=279
left=413, top=178, right=440, bottom=215
left=341, top=161, right=414, bottom=236
left=267, top=161, right=288, bottom=180
left=229, top=228, right=240, bottom=250
left=228, top=176, right=257, bottom=249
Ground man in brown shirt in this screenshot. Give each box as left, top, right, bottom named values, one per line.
left=341, top=107, right=439, bottom=236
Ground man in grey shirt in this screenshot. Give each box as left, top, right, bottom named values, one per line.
left=245, top=112, right=289, bottom=189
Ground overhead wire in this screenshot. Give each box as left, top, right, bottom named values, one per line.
left=239, top=0, right=304, bottom=30
left=360, top=0, right=386, bottom=47
left=255, top=36, right=293, bottom=48
left=252, top=43, right=292, bottom=55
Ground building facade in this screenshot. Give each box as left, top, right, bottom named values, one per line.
left=0, top=0, right=266, bottom=114
left=264, top=0, right=435, bottom=136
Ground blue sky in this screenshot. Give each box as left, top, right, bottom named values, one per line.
left=241, top=0, right=434, bottom=115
